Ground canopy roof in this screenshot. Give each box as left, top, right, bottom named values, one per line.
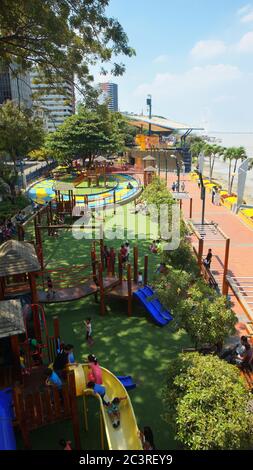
left=144, top=165, right=157, bottom=172
left=0, top=240, right=40, bottom=276
left=124, top=114, right=203, bottom=133
left=143, top=155, right=156, bottom=161
left=0, top=299, right=25, bottom=339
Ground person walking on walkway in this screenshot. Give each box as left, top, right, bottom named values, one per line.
left=203, top=249, right=212, bottom=268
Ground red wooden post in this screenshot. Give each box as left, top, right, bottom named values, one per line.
left=198, top=238, right=204, bottom=271
left=49, top=201, right=53, bottom=225
left=127, top=264, right=132, bottom=316
left=113, top=190, right=116, bottom=215
left=144, top=255, right=148, bottom=286
left=100, top=239, right=104, bottom=269
left=98, top=263, right=105, bottom=315
left=13, top=386, right=31, bottom=449
left=10, top=335, right=22, bottom=383
left=28, top=272, right=41, bottom=342
left=53, top=316, right=60, bottom=339
left=67, top=371, right=81, bottom=450
left=222, top=238, right=230, bottom=295
left=133, top=246, right=138, bottom=283
left=46, top=206, right=50, bottom=236
left=180, top=199, right=182, bottom=210
left=37, top=209, right=41, bottom=224
left=118, top=254, right=123, bottom=284
left=189, top=198, right=193, bottom=219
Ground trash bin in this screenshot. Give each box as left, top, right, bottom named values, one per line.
left=0, top=388, right=16, bottom=450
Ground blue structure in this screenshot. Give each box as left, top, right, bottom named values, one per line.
left=0, top=388, right=16, bottom=450
left=134, top=286, right=173, bottom=327
left=117, top=376, right=136, bottom=390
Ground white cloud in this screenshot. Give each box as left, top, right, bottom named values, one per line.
left=190, top=40, right=227, bottom=60
left=237, top=31, right=253, bottom=51
left=237, top=4, right=251, bottom=16
left=134, top=64, right=241, bottom=99
left=153, top=54, right=169, bottom=64
left=241, top=10, right=253, bottom=22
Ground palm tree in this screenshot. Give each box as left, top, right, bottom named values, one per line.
left=203, top=144, right=224, bottom=182
left=223, top=147, right=236, bottom=193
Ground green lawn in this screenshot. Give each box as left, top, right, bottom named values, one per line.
left=18, top=204, right=192, bottom=450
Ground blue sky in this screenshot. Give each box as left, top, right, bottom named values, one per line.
left=97, top=1, right=253, bottom=152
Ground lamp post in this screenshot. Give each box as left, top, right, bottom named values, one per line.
left=165, top=151, right=168, bottom=184
left=197, top=152, right=206, bottom=225
left=146, top=94, right=152, bottom=136
left=171, top=154, right=180, bottom=191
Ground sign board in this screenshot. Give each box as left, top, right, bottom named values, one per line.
left=173, top=192, right=190, bottom=200
left=236, top=158, right=249, bottom=212
left=198, top=152, right=205, bottom=174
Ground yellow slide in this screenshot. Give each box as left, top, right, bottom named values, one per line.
left=68, top=364, right=142, bottom=450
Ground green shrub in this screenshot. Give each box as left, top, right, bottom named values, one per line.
left=162, top=353, right=253, bottom=450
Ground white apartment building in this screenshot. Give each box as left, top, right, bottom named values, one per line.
left=31, top=73, right=75, bottom=132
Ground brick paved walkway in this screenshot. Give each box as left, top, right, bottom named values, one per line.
left=165, top=172, right=253, bottom=337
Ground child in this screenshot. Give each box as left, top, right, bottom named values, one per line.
left=59, top=439, right=72, bottom=450
left=119, top=244, right=128, bottom=265
left=44, top=368, right=63, bottom=389
left=105, top=397, right=127, bottom=428
left=87, top=381, right=109, bottom=405
left=150, top=241, right=157, bottom=254
left=203, top=248, right=212, bottom=268
left=139, top=426, right=156, bottom=450
left=87, top=354, right=103, bottom=384
left=124, top=241, right=130, bottom=262
left=109, top=247, right=116, bottom=273
left=85, top=318, right=93, bottom=345
left=47, top=276, right=55, bottom=299
left=137, top=271, right=143, bottom=286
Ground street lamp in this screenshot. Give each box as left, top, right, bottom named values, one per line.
left=197, top=152, right=206, bottom=225
left=171, top=154, right=180, bottom=191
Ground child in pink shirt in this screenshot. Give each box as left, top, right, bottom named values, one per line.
left=87, top=354, right=103, bottom=384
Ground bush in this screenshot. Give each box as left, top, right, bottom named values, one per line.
left=162, top=353, right=253, bottom=450
left=161, top=240, right=199, bottom=276
left=0, top=194, right=30, bottom=220
left=181, top=281, right=237, bottom=348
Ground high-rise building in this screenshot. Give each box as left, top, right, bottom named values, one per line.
left=31, top=72, right=75, bottom=132
left=0, top=62, right=32, bottom=108
left=99, top=82, right=118, bottom=112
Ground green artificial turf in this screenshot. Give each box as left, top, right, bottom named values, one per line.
left=18, top=204, right=192, bottom=450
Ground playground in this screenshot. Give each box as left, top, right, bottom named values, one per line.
left=0, top=169, right=193, bottom=451
left=28, top=173, right=141, bottom=208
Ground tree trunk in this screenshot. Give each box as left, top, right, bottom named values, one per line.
left=230, top=160, right=238, bottom=194
left=209, top=156, right=212, bottom=181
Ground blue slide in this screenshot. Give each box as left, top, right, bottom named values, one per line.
left=117, top=376, right=136, bottom=390
left=134, top=286, right=173, bottom=327
left=0, top=388, right=16, bottom=450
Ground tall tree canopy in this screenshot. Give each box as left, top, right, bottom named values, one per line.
left=0, top=100, right=45, bottom=169
left=45, top=104, right=128, bottom=163
left=0, top=0, right=135, bottom=100
left=162, top=353, right=253, bottom=450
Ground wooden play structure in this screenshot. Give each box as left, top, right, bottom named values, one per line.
left=12, top=368, right=81, bottom=449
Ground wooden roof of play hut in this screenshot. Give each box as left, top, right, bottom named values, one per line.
left=0, top=240, right=40, bottom=276
left=0, top=299, right=25, bottom=338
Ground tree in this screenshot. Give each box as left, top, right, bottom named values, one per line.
left=153, top=266, right=192, bottom=327
left=0, top=101, right=45, bottom=193
left=141, top=176, right=175, bottom=208
left=181, top=280, right=237, bottom=349
left=204, top=143, right=224, bottom=182
left=162, top=353, right=253, bottom=450
left=0, top=0, right=135, bottom=101
left=45, top=104, right=126, bottom=164
left=161, top=240, right=199, bottom=276
left=189, top=138, right=205, bottom=161
left=228, top=147, right=247, bottom=194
